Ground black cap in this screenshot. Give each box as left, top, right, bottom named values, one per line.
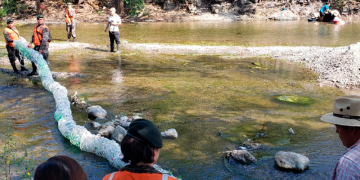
left=127, top=119, right=163, bottom=148
left=37, top=14, right=44, bottom=19
left=6, top=18, right=14, bottom=24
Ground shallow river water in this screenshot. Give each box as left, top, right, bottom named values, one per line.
left=0, top=20, right=358, bottom=179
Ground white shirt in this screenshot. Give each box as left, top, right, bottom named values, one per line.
left=108, top=14, right=121, bottom=32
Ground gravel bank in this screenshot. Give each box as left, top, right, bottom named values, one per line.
left=125, top=42, right=360, bottom=90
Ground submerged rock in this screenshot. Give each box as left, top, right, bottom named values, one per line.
left=230, top=150, right=257, bottom=164
left=161, top=128, right=178, bottom=139
left=275, top=151, right=310, bottom=172
left=111, top=125, right=127, bottom=143
left=87, top=105, right=107, bottom=120
left=98, top=125, right=115, bottom=138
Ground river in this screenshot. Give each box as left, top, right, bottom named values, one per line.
left=0, top=20, right=358, bottom=179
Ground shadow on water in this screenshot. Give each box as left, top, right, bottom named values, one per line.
left=0, top=21, right=353, bottom=179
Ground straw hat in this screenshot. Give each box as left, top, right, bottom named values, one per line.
left=321, top=96, right=360, bottom=127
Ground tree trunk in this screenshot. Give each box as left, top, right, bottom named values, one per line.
left=37, top=0, right=41, bottom=14
left=117, top=0, right=124, bottom=15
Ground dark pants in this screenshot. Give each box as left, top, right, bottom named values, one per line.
left=109, top=31, right=120, bottom=52
left=66, top=22, right=76, bottom=39
left=31, top=46, right=49, bottom=73
left=6, top=45, right=23, bottom=64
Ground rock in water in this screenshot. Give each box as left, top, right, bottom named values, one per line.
left=275, top=151, right=310, bottom=172
left=230, top=150, right=257, bottom=164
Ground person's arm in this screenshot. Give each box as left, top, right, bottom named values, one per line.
left=39, top=28, right=49, bottom=52
left=28, top=33, right=34, bottom=48
left=3, top=29, right=13, bottom=43
left=105, top=22, right=110, bottom=32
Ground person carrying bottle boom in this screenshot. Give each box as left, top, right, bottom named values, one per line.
left=27, top=14, right=51, bottom=76
left=3, top=18, right=29, bottom=74
left=65, top=2, right=76, bottom=42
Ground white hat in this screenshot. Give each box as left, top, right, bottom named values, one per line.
left=321, top=95, right=360, bottom=127
left=110, top=7, right=116, bottom=12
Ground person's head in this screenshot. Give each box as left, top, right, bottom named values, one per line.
left=326, top=2, right=330, bottom=6
left=34, top=155, right=87, bottom=180
left=6, top=18, right=14, bottom=28
left=321, top=95, right=360, bottom=148
left=37, top=14, right=44, bottom=25
left=109, top=7, right=116, bottom=16
left=121, top=119, right=163, bottom=166
left=67, top=2, right=73, bottom=9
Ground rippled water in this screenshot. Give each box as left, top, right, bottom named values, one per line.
left=0, top=20, right=355, bottom=179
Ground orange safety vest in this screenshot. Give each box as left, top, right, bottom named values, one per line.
left=4, top=27, right=19, bottom=47
left=103, top=171, right=178, bottom=180
left=65, top=8, right=75, bottom=23
left=33, top=24, right=49, bottom=46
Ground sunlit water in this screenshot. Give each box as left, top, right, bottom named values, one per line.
left=0, top=20, right=356, bottom=179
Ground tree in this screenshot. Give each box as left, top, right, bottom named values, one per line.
left=118, top=0, right=124, bottom=15
left=36, top=0, right=41, bottom=14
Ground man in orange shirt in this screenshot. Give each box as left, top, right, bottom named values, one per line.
left=3, top=18, right=28, bottom=74
left=65, top=2, right=76, bottom=42
left=102, top=119, right=179, bottom=180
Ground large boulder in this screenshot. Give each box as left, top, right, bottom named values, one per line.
left=230, top=150, right=257, bottom=164
left=275, top=151, right=310, bottom=172
left=87, top=105, right=107, bottom=120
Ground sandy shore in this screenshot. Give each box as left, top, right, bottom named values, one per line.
left=1, top=41, right=359, bottom=91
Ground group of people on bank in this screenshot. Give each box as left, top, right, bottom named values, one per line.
left=3, top=3, right=121, bottom=76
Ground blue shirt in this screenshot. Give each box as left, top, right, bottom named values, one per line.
left=320, top=5, right=329, bottom=13
left=331, top=139, right=360, bottom=180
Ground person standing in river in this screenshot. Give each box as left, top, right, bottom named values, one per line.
left=104, top=7, right=121, bottom=53
left=3, top=18, right=29, bottom=74
left=102, top=119, right=179, bottom=180
left=321, top=95, right=360, bottom=179
left=27, top=14, right=51, bottom=76
left=65, top=2, right=76, bottom=42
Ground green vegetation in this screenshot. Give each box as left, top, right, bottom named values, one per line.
left=0, top=121, right=35, bottom=180
left=124, top=0, right=145, bottom=17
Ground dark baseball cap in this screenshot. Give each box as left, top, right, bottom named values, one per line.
left=6, top=18, right=14, bottom=24
left=127, top=119, right=163, bottom=148
left=37, top=14, right=44, bottom=19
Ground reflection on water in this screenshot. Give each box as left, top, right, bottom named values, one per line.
left=0, top=21, right=353, bottom=179
left=9, top=20, right=360, bottom=47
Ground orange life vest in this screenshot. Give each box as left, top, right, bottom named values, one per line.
left=33, top=24, right=49, bottom=46
left=4, top=27, right=19, bottom=47
left=65, top=8, right=75, bottom=23
left=103, top=171, right=178, bottom=180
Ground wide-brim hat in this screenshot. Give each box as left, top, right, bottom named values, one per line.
left=321, top=95, right=360, bottom=127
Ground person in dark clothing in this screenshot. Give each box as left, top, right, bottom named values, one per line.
left=3, top=18, right=28, bottom=74
left=27, top=14, right=51, bottom=76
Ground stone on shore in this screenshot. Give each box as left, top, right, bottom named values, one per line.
left=161, top=128, right=178, bottom=139
left=98, top=125, right=115, bottom=138
left=230, top=150, right=257, bottom=164
left=269, top=10, right=299, bottom=21
left=87, top=105, right=107, bottom=120
left=275, top=151, right=310, bottom=172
